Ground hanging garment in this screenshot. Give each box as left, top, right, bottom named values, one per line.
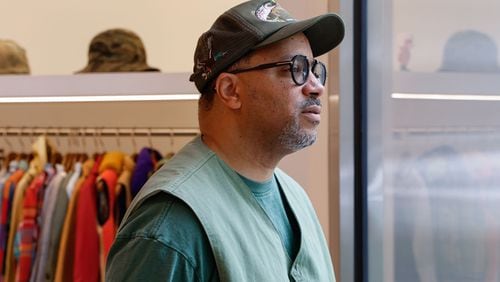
left=65, top=162, right=83, bottom=197
left=73, top=156, right=102, bottom=282
left=55, top=159, right=94, bottom=282
left=14, top=172, right=46, bottom=282
left=40, top=173, right=72, bottom=281
left=96, top=169, right=118, bottom=281
left=96, top=152, right=124, bottom=281
left=29, top=164, right=67, bottom=282
left=0, top=169, right=24, bottom=279
left=4, top=164, right=37, bottom=282
left=130, top=147, right=162, bottom=197
left=41, top=161, right=82, bottom=282
left=5, top=136, right=52, bottom=282
left=115, top=155, right=134, bottom=226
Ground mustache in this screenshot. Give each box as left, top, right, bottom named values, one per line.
left=300, top=98, right=321, bottom=109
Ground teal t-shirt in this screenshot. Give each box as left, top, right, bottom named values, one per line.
left=238, top=174, right=300, bottom=261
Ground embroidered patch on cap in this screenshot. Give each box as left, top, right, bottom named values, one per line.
left=195, top=35, right=228, bottom=80
left=254, top=1, right=294, bottom=23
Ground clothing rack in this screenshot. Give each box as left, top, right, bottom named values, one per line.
left=0, top=126, right=200, bottom=137
left=1, top=127, right=200, bottom=153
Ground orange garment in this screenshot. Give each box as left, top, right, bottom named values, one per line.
left=98, top=152, right=124, bottom=175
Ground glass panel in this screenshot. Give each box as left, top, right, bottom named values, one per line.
left=367, top=0, right=500, bottom=281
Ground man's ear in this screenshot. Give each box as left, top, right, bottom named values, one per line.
left=214, top=73, right=241, bottom=110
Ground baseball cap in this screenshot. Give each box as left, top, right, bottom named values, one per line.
left=0, top=39, right=30, bottom=75
left=77, top=28, right=160, bottom=73
left=190, top=0, right=345, bottom=93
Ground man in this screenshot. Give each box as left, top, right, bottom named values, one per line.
left=106, top=0, right=344, bottom=281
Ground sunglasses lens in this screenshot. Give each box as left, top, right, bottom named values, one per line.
left=313, top=61, right=327, bottom=85
left=291, top=56, right=309, bottom=85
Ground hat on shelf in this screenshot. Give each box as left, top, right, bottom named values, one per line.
left=77, top=28, right=160, bottom=73
left=0, top=39, right=30, bottom=74
left=189, top=0, right=345, bottom=93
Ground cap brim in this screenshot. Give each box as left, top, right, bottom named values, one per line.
left=254, top=13, right=345, bottom=57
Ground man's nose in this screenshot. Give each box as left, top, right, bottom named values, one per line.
left=302, top=73, right=325, bottom=98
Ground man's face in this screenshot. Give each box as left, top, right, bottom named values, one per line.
left=236, top=33, right=325, bottom=153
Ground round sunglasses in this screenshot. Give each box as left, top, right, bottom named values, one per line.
left=228, top=55, right=327, bottom=86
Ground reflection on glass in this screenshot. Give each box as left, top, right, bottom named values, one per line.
left=369, top=0, right=500, bottom=281
left=393, top=0, right=500, bottom=73
left=392, top=137, right=500, bottom=282
left=439, top=30, right=500, bottom=73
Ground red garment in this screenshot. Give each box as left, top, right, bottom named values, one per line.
left=73, top=156, right=102, bottom=282
left=15, top=172, right=46, bottom=282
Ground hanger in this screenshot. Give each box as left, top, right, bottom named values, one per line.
left=1, top=128, right=14, bottom=170
left=3, top=128, right=14, bottom=154
left=115, top=128, right=122, bottom=151
left=99, top=127, right=107, bottom=153
left=17, top=127, right=30, bottom=163
left=0, top=129, right=6, bottom=171
left=130, top=127, right=138, bottom=162
left=93, top=127, right=107, bottom=160
left=165, top=128, right=175, bottom=159
left=78, top=127, right=89, bottom=163
left=18, top=127, right=26, bottom=155
left=147, top=128, right=153, bottom=149
left=63, top=128, right=75, bottom=172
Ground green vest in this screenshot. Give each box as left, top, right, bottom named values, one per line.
left=120, top=137, right=335, bottom=282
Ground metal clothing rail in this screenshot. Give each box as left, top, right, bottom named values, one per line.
left=0, top=127, right=200, bottom=137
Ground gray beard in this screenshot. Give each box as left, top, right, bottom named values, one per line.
left=278, top=119, right=317, bottom=152
left=278, top=98, right=320, bottom=152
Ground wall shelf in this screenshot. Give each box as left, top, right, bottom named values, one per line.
left=0, top=72, right=199, bottom=102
